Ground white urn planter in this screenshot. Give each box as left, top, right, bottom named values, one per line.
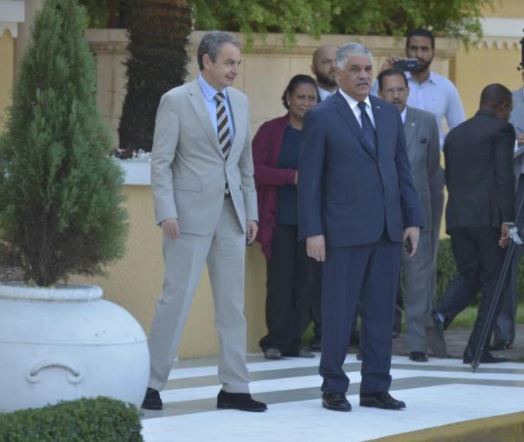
left=0, top=283, right=149, bottom=412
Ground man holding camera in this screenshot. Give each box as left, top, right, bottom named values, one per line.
left=374, top=28, right=465, bottom=147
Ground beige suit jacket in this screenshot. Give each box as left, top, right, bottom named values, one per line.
left=151, top=79, right=258, bottom=234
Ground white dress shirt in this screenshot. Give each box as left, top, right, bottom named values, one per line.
left=338, top=89, right=376, bottom=128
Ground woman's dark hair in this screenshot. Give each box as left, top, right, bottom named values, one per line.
left=281, top=74, right=320, bottom=109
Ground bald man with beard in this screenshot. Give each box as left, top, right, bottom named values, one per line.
left=312, top=45, right=338, bottom=101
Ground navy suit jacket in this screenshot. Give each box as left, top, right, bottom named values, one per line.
left=298, top=92, right=423, bottom=247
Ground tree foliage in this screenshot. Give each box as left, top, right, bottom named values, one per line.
left=78, top=0, right=128, bottom=28
left=118, top=0, right=191, bottom=152
left=193, top=0, right=494, bottom=44
left=192, top=0, right=333, bottom=44
left=0, top=0, right=128, bottom=286
left=81, top=0, right=494, bottom=44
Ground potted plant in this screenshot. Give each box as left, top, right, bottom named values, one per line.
left=0, top=0, right=149, bottom=412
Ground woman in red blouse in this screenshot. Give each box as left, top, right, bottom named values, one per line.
left=253, top=74, right=321, bottom=360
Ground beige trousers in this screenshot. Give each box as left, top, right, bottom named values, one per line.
left=148, top=198, right=250, bottom=393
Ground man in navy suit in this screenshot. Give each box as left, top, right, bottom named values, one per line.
left=298, top=42, right=423, bottom=412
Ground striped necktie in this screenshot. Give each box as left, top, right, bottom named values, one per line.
left=215, top=92, right=231, bottom=158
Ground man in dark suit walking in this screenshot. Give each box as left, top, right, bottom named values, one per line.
left=298, top=42, right=423, bottom=412
left=434, top=84, right=516, bottom=364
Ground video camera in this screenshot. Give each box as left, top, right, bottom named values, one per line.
left=394, top=58, right=419, bottom=72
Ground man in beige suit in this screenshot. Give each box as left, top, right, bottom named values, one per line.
left=142, top=31, right=267, bottom=413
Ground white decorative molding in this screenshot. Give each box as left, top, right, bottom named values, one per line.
left=115, top=159, right=151, bottom=186
left=477, top=17, right=523, bottom=50
left=478, top=37, right=522, bottom=50
left=0, top=0, right=24, bottom=38
left=0, top=283, right=103, bottom=301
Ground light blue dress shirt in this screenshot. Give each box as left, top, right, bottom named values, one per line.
left=318, top=86, right=336, bottom=102
left=197, top=73, right=236, bottom=141
left=404, top=71, right=465, bottom=147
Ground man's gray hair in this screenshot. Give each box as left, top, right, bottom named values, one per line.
left=197, top=31, right=242, bottom=71
left=336, top=43, right=373, bottom=69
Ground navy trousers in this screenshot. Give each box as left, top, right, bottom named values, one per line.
left=319, top=234, right=401, bottom=394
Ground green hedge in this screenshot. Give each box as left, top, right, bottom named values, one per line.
left=436, top=237, right=524, bottom=303
left=0, top=397, right=143, bottom=442
left=436, top=237, right=457, bottom=299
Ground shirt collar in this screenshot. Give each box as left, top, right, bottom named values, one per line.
left=198, top=73, right=228, bottom=103
left=318, top=86, right=336, bottom=101
left=339, top=89, right=372, bottom=111
left=400, top=107, right=407, bottom=124
left=405, top=70, right=436, bottom=85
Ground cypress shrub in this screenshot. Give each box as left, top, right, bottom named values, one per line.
left=0, top=0, right=128, bottom=286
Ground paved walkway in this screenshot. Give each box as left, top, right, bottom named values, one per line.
left=141, top=326, right=524, bottom=442
left=390, top=324, right=524, bottom=362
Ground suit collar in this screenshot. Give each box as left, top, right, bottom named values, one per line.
left=187, top=79, right=241, bottom=161
left=404, top=106, right=418, bottom=150
left=370, top=95, right=386, bottom=161
left=332, top=90, right=381, bottom=161
left=187, top=80, right=220, bottom=152
left=400, top=107, right=407, bottom=124
left=333, top=92, right=376, bottom=161
left=227, top=90, right=243, bottom=162
left=338, top=89, right=372, bottom=112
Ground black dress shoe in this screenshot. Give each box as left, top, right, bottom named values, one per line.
left=142, top=387, right=163, bottom=410
left=463, top=351, right=509, bottom=364
left=217, top=390, right=267, bottom=412
left=490, top=340, right=512, bottom=351
left=322, top=392, right=352, bottom=412
left=360, top=392, right=406, bottom=410
left=409, top=351, right=428, bottom=362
